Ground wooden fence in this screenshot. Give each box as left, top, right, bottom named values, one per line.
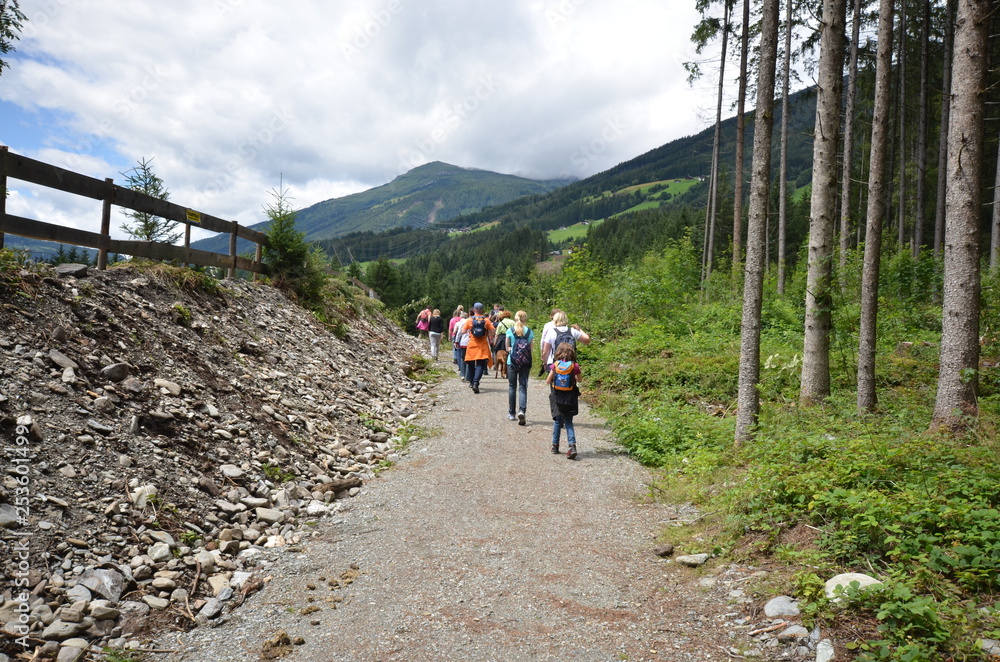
left=0, top=146, right=268, bottom=276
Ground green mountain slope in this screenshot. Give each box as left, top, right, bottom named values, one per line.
left=190, top=162, right=573, bottom=255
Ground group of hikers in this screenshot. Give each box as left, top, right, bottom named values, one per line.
left=415, top=304, right=591, bottom=460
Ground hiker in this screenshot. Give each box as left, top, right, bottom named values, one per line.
left=448, top=308, right=464, bottom=368
left=454, top=312, right=470, bottom=380
left=540, top=310, right=590, bottom=372
left=493, top=310, right=514, bottom=361
left=546, top=341, right=582, bottom=460
left=427, top=309, right=444, bottom=361
left=460, top=302, right=495, bottom=394
left=505, top=310, right=533, bottom=425
left=415, top=307, right=431, bottom=339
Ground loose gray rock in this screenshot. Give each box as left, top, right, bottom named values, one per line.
left=0, top=504, right=22, bottom=529
left=154, top=378, right=182, bottom=396
left=675, top=553, right=710, bottom=567
left=148, top=542, right=172, bottom=563
left=54, top=263, right=89, bottom=278
left=776, top=624, right=809, bottom=639
left=40, top=619, right=90, bottom=640
left=143, top=596, right=169, bottom=610
left=199, top=598, right=224, bottom=620
left=100, top=362, right=131, bottom=382
left=79, top=568, right=127, bottom=603
left=255, top=507, right=284, bottom=525
left=219, top=464, right=244, bottom=479
left=48, top=349, right=79, bottom=370
left=764, top=595, right=800, bottom=618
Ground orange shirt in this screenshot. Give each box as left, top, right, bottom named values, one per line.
left=461, top=315, right=495, bottom=362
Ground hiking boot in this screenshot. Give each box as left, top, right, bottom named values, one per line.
left=517, top=411, right=526, bottom=426
left=567, top=444, right=578, bottom=460
left=551, top=444, right=560, bottom=454
left=472, top=384, right=480, bottom=394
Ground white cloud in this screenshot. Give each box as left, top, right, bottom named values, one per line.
left=3, top=0, right=717, bottom=239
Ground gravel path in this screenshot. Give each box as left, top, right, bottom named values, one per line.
left=156, top=368, right=745, bottom=661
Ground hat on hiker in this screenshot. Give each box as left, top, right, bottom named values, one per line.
left=473, top=302, right=484, bottom=312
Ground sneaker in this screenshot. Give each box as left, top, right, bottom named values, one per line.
left=517, top=411, right=526, bottom=426
left=508, top=413, right=516, bottom=421
left=551, top=445, right=560, bottom=454
left=567, top=445, right=578, bottom=460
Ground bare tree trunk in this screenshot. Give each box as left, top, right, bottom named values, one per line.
left=897, top=0, right=907, bottom=250
left=732, top=0, right=751, bottom=281
left=777, top=0, right=793, bottom=295
left=703, top=4, right=731, bottom=288
left=857, top=0, right=896, bottom=412
left=736, top=0, right=780, bottom=445
left=993, top=139, right=1000, bottom=273
left=934, top=0, right=955, bottom=260
left=839, top=0, right=862, bottom=290
left=914, top=0, right=930, bottom=255
left=932, top=0, right=988, bottom=428
left=800, top=0, right=847, bottom=405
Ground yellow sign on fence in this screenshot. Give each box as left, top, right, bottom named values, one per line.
left=185, top=209, right=202, bottom=224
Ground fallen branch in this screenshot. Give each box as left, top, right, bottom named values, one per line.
left=747, top=621, right=788, bottom=636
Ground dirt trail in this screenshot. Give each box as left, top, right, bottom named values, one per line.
left=157, top=368, right=743, bottom=661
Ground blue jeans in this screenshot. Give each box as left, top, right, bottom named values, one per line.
left=508, top=364, right=529, bottom=415
left=552, top=414, right=576, bottom=447
left=469, top=359, right=488, bottom=386
left=457, top=347, right=467, bottom=379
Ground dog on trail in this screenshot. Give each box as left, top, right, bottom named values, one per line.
left=493, top=349, right=508, bottom=379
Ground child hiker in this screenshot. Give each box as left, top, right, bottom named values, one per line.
left=546, top=341, right=582, bottom=460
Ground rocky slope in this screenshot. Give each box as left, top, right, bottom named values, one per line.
left=0, top=263, right=429, bottom=661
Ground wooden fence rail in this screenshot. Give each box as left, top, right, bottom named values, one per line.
left=0, top=146, right=269, bottom=276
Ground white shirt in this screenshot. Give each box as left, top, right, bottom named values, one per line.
left=541, top=325, right=584, bottom=364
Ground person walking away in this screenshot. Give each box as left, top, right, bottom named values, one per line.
left=493, top=310, right=514, bottom=364
left=546, top=342, right=582, bottom=459
left=461, top=302, right=495, bottom=394
left=448, top=308, right=463, bottom=368
left=427, top=309, right=444, bottom=360
left=415, top=307, right=431, bottom=340
left=505, top=310, right=533, bottom=424
left=540, top=310, right=591, bottom=373
left=455, top=312, right=470, bottom=380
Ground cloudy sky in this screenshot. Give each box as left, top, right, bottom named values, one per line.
left=2, top=0, right=725, bottom=241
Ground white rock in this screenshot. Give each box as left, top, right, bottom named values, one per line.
left=674, top=553, right=710, bottom=567
left=148, top=542, right=172, bottom=563
left=816, top=639, right=835, bottom=662
left=824, top=572, right=882, bottom=601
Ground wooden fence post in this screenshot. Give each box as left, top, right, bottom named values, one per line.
left=254, top=242, right=263, bottom=282
left=97, top=177, right=114, bottom=270
left=0, top=146, right=7, bottom=251
left=228, top=220, right=238, bottom=279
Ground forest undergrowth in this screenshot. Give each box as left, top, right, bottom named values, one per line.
left=509, top=239, right=1000, bottom=661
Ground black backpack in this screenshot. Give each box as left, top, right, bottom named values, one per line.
left=552, top=326, right=576, bottom=353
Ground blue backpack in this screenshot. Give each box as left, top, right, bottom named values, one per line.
left=552, top=360, right=575, bottom=391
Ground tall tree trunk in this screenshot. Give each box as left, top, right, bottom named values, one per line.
left=993, top=139, right=1000, bottom=273
left=777, top=0, right=793, bottom=295
left=934, top=0, right=955, bottom=260
left=857, top=0, right=896, bottom=412
left=732, top=0, right=751, bottom=281
left=839, top=0, right=862, bottom=290
left=736, top=0, right=780, bottom=445
left=932, top=0, right=988, bottom=428
left=703, top=4, right=731, bottom=287
left=914, top=0, right=930, bottom=255
left=897, top=0, right=908, bottom=249
left=800, top=0, right=847, bottom=405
